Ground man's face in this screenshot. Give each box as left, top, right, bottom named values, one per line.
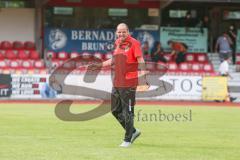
left=116, top=25, right=129, bottom=42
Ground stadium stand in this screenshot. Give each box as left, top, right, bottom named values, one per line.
left=50, top=51, right=215, bottom=76
left=0, top=42, right=217, bottom=76
left=0, top=40, right=43, bottom=74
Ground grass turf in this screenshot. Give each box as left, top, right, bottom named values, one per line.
left=0, top=103, right=240, bottom=160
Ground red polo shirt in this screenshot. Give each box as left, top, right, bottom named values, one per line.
left=113, top=35, right=143, bottom=88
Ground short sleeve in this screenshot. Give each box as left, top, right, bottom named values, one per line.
left=134, top=41, right=143, bottom=58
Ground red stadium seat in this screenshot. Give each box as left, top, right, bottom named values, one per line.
left=70, top=52, right=79, bottom=58
left=179, top=62, right=191, bottom=75
left=5, top=50, right=17, bottom=59
left=191, top=63, right=203, bottom=75
left=29, top=50, right=40, bottom=60
left=82, top=52, right=91, bottom=56
left=167, top=62, right=178, bottom=74
left=80, top=52, right=93, bottom=61
left=57, top=51, right=69, bottom=60
left=13, top=41, right=24, bottom=50
left=185, top=53, right=195, bottom=62
left=9, top=60, right=20, bottom=69
left=94, top=52, right=104, bottom=59
left=0, top=60, right=8, bottom=69
left=0, top=52, right=5, bottom=60
left=196, top=53, right=208, bottom=63
left=203, top=63, right=215, bottom=75
left=191, top=63, right=201, bottom=71
left=34, top=60, right=45, bottom=69
left=24, top=41, right=35, bottom=50
left=1, top=41, right=12, bottom=50
left=32, top=60, right=46, bottom=74
left=52, top=59, right=63, bottom=68
left=105, top=52, right=113, bottom=59
left=21, top=60, right=33, bottom=69
left=18, top=50, right=29, bottom=59
left=46, top=51, right=57, bottom=59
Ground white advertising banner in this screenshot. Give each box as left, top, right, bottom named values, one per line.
left=160, top=27, right=208, bottom=53
left=153, top=75, right=202, bottom=100
left=10, top=74, right=202, bottom=100
left=11, top=74, right=48, bottom=99
left=63, top=74, right=202, bottom=100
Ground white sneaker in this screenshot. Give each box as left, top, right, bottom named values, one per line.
left=119, top=141, right=131, bottom=148
left=131, top=129, right=141, bottom=143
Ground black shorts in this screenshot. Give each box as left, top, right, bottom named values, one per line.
left=111, top=87, right=136, bottom=112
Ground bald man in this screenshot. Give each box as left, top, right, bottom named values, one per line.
left=93, top=23, right=145, bottom=147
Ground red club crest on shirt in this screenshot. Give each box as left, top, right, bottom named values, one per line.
left=119, top=41, right=132, bottom=52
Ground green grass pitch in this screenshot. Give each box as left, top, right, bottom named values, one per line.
left=0, top=103, right=240, bottom=160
